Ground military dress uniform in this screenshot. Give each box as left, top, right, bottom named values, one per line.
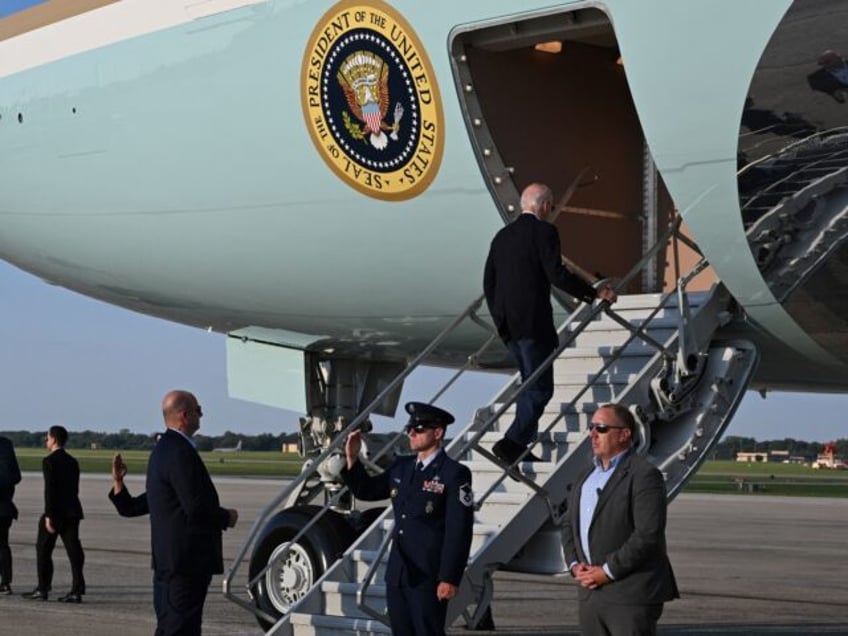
left=341, top=402, right=474, bottom=636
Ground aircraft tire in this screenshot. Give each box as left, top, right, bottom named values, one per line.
left=248, top=505, right=355, bottom=631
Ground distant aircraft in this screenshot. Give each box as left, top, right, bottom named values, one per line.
left=212, top=440, right=242, bottom=453
left=1, top=0, right=847, bottom=633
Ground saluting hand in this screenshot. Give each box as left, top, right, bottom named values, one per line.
left=345, top=430, right=362, bottom=469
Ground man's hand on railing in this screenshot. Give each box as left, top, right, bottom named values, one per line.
left=597, top=283, right=617, bottom=305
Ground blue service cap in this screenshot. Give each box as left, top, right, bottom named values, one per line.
left=404, top=401, right=455, bottom=431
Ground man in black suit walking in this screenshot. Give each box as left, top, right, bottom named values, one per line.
left=484, top=182, right=617, bottom=465
left=23, top=425, right=86, bottom=602
left=146, top=390, right=238, bottom=635
left=0, top=435, right=21, bottom=595
left=563, top=403, right=678, bottom=635
left=341, top=402, right=474, bottom=636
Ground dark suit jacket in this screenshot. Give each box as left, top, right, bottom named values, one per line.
left=341, top=451, right=474, bottom=587
left=43, top=448, right=83, bottom=526
left=108, top=486, right=149, bottom=518
left=146, top=429, right=230, bottom=577
left=484, top=213, right=597, bottom=349
left=563, top=451, right=679, bottom=605
left=0, top=436, right=21, bottom=520
left=808, top=67, right=848, bottom=102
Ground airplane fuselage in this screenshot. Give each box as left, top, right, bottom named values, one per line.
left=1, top=0, right=847, bottom=395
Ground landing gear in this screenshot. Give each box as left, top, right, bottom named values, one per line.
left=248, top=505, right=355, bottom=630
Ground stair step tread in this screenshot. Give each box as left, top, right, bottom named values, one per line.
left=572, top=317, right=678, bottom=332
left=322, top=581, right=386, bottom=594
left=462, top=461, right=555, bottom=476
left=558, top=345, right=658, bottom=358
left=555, top=372, right=636, bottom=383
left=466, top=431, right=581, bottom=443
left=380, top=518, right=503, bottom=535
left=289, top=612, right=393, bottom=632
left=601, top=291, right=708, bottom=308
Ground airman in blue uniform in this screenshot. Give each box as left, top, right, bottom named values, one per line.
left=342, top=401, right=474, bottom=636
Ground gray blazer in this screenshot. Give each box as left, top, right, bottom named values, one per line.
left=563, top=451, right=679, bottom=605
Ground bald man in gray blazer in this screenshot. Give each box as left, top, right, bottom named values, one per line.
left=563, top=404, right=678, bottom=635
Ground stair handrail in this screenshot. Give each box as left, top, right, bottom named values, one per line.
left=462, top=213, right=699, bottom=501
left=224, top=292, right=501, bottom=622
left=356, top=520, right=393, bottom=623
left=228, top=203, right=714, bottom=629
left=266, top=241, right=681, bottom=624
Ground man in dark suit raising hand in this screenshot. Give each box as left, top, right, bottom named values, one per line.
left=146, top=390, right=238, bottom=635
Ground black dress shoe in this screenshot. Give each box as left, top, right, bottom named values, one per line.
left=492, top=439, right=522, bottom=481
left=22, top=588, right=47, bottom=600
left=0, top=583, right=12, bottom=595
left=492, top=438, right=520, bottom=464
left=522, top=449, right=545, bottom=462
left=493, top=437, right=545, bottom=463
left=57, top=592, right=82, bottom=603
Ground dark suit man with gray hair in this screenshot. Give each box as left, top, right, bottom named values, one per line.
left=563, top=403, right=678, bottom=635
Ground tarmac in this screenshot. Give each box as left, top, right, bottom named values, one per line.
left=2, top=473, right=846, bottom=635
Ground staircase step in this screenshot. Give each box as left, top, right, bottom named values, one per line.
left=566, top=323, right=676, bottom=347
left=461, top=460, right=556, bottom=490
left=463, top=430, right=583, bottom=462
left=555, top=351, right=655, bottom=375
left=376, top=518, right=501, bottom=553
left=320, top=581, right=386, bottom=617
left=289, top=612, right=392, bottom=635
left=279, top=291, right=738, bottom=636
left=551, top=383, right=622, bottom=404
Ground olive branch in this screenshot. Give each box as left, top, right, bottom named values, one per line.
left=342, top=111, right=365, bottom=141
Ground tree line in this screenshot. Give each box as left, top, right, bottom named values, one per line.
left=0, top=429, right=298, bottom=453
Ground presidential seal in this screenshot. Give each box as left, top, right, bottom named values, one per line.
left=301, top=0, right=444, bottom=200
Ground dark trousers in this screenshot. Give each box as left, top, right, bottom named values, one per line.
left=35, top=514, right=85, bottom=594
left=0, top=516, right=12, bottom=586
left=505, top=338, right=555, bottom=447
left=578, top=594, right=664, bottom=636
left=386, top=581, right=447, bottom=636
left=156, top=572, right=211, bottom=636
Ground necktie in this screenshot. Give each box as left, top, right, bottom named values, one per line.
left=416, top=461, right=424, bottom=472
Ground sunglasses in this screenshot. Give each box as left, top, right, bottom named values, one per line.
left=406, top=424, right=431, bottom=434
left=588, top=422, right=627, bottom=434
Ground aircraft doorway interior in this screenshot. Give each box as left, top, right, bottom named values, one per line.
left=451, top=8, right=682, bottom=294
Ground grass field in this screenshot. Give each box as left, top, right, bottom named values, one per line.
left=685, top=460, right=848, bottom=497
left=13, top=452, right=848, bottom=497
left=14, top=448, right=304, bottom=478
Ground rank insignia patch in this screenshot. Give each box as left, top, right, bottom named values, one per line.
left=459, top=482, right=473, bottom=508
left=302, top=0, right=444, bottom=200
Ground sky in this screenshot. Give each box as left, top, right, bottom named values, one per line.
left=0, top=260, right=845, bottom=442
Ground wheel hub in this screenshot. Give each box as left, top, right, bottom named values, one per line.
left=265, top=541, right=315, bottom=613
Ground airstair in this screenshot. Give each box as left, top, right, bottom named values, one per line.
left=224, top=218, right=760, bottom=635
left=740, top=129, right=848, bottom=301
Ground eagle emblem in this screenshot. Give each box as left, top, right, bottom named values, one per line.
left=337, top=51, right=404, bottom=150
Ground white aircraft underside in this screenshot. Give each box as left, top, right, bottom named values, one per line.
left=1, top=0, right=847, bottom=409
